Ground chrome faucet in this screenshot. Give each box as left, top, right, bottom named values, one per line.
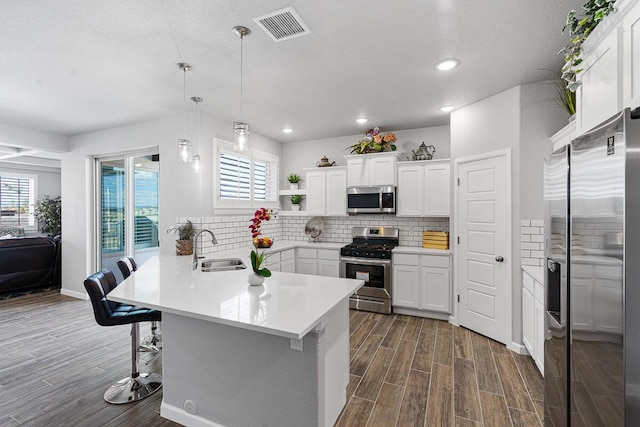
left=192, top=229, right=218, bottom=270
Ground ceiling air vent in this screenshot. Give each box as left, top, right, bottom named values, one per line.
left=253, top=7, right=311, bottom=42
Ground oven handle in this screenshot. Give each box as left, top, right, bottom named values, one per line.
left=340, top=256, right=391, bottom=265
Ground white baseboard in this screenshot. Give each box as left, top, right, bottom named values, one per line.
left=60, top=288, right=88, bottom=300
left=393, top=307, right=449, bottom=321
left=508, top=341, right=528, bottom=355
left=448, top=315, right=459, bottom=326
left=161, top=402, right=225, bottom=427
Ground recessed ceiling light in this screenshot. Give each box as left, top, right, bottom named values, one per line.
left=435, top=59, right=460, bottom=71
left=135, top=163, right=143, bottom=167
left=440, top=105, right=454, bottom=113
left=282, top=128, right=294, bottom=134
left=356, top=118, right=369, bottom=124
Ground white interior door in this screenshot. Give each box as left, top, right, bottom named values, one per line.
left=457, top=153, right=508, bottom=344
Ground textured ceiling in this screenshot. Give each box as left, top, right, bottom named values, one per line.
left=0, top=0, right=582, bottom=144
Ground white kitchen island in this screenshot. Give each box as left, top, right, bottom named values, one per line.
left=107, top=254, right=364, bottom=427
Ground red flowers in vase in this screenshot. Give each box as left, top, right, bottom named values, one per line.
left=249, top=208, right=274, bottom=248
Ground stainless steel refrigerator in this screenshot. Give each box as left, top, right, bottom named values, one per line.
left=544, top=108, right=640, bottom=426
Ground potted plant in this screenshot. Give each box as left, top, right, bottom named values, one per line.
left=556, top=78, right=577, bottom=119
left=287, top=173, right=301, bottom=190
left=290, top=194, right=303, bottom=211
left=559, top=0, right=617, bottom=91
left=347, top=127, right=397, bottom=154
left=167, top=220, right=196, bottom=255
left=34, top=195, right=62, bottom=236
left=248, top=208, right=273, bottom=285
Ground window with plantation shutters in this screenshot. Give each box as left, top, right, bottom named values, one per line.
left=0, top=173, right=36, bottom=228
left=220, top=152, right=251, bottom=200
left=215, top=139, right=279, bottom=209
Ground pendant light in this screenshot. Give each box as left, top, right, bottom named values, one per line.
left=191, top=96, right=203, bottom=173
left=177, top=62, right=193, bottom=163
left=233, top=26, right=251, bottom=152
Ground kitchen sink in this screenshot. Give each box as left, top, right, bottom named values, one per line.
left=201, top=258, right=246, bottom=272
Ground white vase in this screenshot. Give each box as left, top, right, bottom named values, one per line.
left=289, top=183, right=299, bottom=190
left=292, top=204, right=300, bottom=212
left=248, top=273, right=265, bottom=286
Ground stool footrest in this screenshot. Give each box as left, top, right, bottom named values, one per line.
left=103, top=373, right=162, bottom=404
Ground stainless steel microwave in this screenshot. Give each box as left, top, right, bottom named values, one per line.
left=347, top=186, right=396, bottom=214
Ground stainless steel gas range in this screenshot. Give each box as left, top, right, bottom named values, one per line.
left=339, top=227, right=398, bottom=314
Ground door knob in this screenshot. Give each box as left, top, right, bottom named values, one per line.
left=495, top=256, right=504, bottom=262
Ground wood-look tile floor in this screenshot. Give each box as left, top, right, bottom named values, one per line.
left=337, top=310, right=544, bottom=427
left=0, top=292, right=543, bottom=426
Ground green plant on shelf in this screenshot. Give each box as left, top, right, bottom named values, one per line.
left=290, top=194, right=303, bottom=205
left=287, top=173, right=301, bottom=184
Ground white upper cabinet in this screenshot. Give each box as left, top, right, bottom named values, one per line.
left=325, top=168, right=348, bottom=216
left=623, top=1, right=640, bottom=109
left=577, top=27, right=622, bottom=134
left=424, top=162, right=450, bottom=216
left=345, top=156, right=368, bottom=187
left=396, top=164, right=424, bottom=216
left=345, top=152, right=400, bottom=187
left=396, top=160, right=451, bottom=217
left=576, top=0, right=640, bottom=134
left=304, top=167, right=347, bottom=216
left=305, top=170, right=326, bottom=215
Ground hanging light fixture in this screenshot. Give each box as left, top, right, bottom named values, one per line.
left=177, top=62, right=193, bottom=163
left=191, top=96, right=203, bottom=172
left=233, top=26, right=251, bottom=152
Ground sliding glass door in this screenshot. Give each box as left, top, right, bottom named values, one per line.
left=97, top=151, right=159, bottom=277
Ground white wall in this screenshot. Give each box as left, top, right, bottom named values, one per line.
left=0, top=122, right=68, bottom=152
left=450, top=83, right=567, bottom=348
left=520, top=81, right=570, bottom=219
left=60, top=112, right=281, bottom=297
left=280, top=125, right=450, bottom=188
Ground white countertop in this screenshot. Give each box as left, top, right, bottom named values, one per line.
left=522, top=265, right=544, bottom=283
left=392, top=246, right=451, bottom=255
left=108, top=255, right=364, bottom=340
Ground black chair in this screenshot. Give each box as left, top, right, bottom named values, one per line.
left=84, top=269, right=162, bottom=404
left=116, top=256, right=161, bottom=350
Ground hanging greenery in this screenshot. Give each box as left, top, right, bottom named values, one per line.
left=34, top=195, right=61, bottom=236
left=559, top=0, right=617, bottom=91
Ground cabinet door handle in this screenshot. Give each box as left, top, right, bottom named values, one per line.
left=495, top=256, right=504, bottom=262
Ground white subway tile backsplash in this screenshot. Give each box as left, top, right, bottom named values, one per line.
left=174, top=213, right=450, bottom=252
left=521, top=219, right=544, bottom=267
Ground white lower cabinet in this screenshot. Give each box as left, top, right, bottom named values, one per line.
left=265, top=251, right=281, bottom=272
left=296, top=247, right=339, bottom=277
left=420, top=267, right=450, bottom=313
left=392, top=252, right=451, bottom=315
left=280, top=249, right=295, bottom=273
left=534, top=299, right=545, bottom=373
left=317, top=248, right=340, bottom=278
left=522, top=268, right=544, bottom=375
left=392, top=265, right=420, bottom=308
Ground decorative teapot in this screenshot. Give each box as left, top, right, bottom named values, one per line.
left=316, top=156, right=336, bottom=167
left=412, top=142, right=436, bottom=161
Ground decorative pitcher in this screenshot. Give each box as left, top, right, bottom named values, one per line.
left=412, top=142, right=436, bottom=161
left=316, top=156, right=336, bottom=167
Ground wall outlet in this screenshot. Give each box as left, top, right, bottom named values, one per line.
left=184, top=399, right=198, bottom=415
left=290, top=338, right=303, bottom=352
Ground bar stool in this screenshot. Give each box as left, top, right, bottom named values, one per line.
left=84, top=269, right=162, bottom=404
left=117, top=256, right=161, bottom=350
